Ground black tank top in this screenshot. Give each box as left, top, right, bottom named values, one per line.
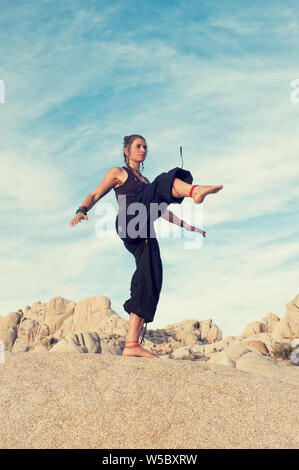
left=114, top=166, right=148, bottom=207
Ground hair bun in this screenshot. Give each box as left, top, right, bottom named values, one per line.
left=123, top=136, right=129, bottom=144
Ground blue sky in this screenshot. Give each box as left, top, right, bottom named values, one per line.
left=0, top=0, right=299, bottom=337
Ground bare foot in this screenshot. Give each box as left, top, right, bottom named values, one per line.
left=122, top=342, right=159, bottom=359
left=192, top=184, right=223, bottom=204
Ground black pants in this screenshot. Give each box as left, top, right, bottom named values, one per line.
left=115, top=167, right=193, bottom=324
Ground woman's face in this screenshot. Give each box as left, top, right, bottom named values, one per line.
left=126, top=138, right=147, bottom=165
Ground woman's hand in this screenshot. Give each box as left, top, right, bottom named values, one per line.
left=183, top=222, right=206, bottom=237
left=69, top=213, right=88, bottom=227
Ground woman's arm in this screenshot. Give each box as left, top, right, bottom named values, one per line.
left=82, top=166, right=123, bottom=210
left=160, top=208, right=183, bottom=227
left=69, top=167, right=122, bottom=226
left=161, top=209, right=206, bottom=237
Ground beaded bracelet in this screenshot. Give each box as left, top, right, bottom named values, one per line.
left=76, top=209, right=87, bottom=215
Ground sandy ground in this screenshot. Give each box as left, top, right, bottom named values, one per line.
left=0, top=351, right=298, bottom=449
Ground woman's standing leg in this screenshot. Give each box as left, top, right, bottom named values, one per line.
left=122, top=237, right=162, bottom=359
left=123, top=313, right=159, bottom=358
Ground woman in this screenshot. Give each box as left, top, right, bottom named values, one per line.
left=69, top=135, right=223, bottom=359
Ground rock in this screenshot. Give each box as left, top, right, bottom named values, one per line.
left=207, top=350, right=236, bottom=368
left=171, top=346, right=191, bottom=360
left=290, top=347, right=299, bottom=366
left=80, top=331, right=102, bottom=353
left=23, top=302, right=47, bottom=323
left=72, top=296, right=128, bottom=338
left=164, top=318, right=222, bottom=345
left=164, top=320, right=201, bottom=343
left=0, top=312, right=23, bottom=349
left=151, top=340, right=175, bottom=356
left=199, top=319, right=222, bottom=343
left=18, top=318, right=39, bottom=348
left=100, top=343, right=123, bottom=356
left=19, top=297, right=75, bottom=344
left=203, top=336, right=238, bottom=357
left=43, top=297, right=75, bottom=335
left=93, top=312, right=129, bottom=338
left=0, top=327, right=18, bottom=350
left=174, top=331, right=199, bottom=344
left=2, top=291, right=298, bottom=369
left=240, top=332, right=276, bottom=354
left=225, top=342, right=249, bottom=362
left=261, top=313, right=280, bottom=333
left=33, top=336, right=58, bottom=351
left=12, top=338, right=30, bottom=352
left=0, top=311, right=23, bottom=329
left=190, top=344, right=205, bottom=355
left=236, top=352, right=278, bottom=376
left=290, top=338, right=299, bottom=349
left=272, top=294, right=299, bottom=342
left=50, top=331, right=101, bottom=354
left=49, top=339, right=73, bottom=353
left=246, top=340, right=269, bottom=356
left=242, top=321, right=266, bottom=337
left=53, top=315, right=74, bottom=340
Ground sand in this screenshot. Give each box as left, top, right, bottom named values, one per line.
left=0, top=351, right=298, bottom=449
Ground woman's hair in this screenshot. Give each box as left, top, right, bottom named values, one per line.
left=123, top=134, right=147, bottom=163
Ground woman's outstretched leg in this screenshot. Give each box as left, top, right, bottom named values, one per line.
left=122, top=313, right=159, bottom=358
left=172, top=178, right=223, bottom=203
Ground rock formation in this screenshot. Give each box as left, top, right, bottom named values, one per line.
left=0, top=292, right=298, bottom=373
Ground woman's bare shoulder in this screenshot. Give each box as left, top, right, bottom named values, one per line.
left=109, top=166, right=125, bottom=174
left=110, top=166, right=128, bottom=188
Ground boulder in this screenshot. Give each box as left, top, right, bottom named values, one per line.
left=100, top=343, right=123, bottom=356
left=50, top=331, right=101, bottom=354
left=18, top=318, right=39, bottom=348
left=164, top=318, right=222, bottom=345
left=207, top=350, right=236, bottom=368
left=0, top=311, right=23, bottom=329
left=171, top=346, right=191, bottom=360
left=53, top=315, right=74, bottom=340
left=261, top=313, right=280, bottom=333
left=272, top=294, right=299, bottom=342
left=246, top=340, right=269, bottom=356
left=199, top=319, right=222, bottom=343
left=33, top=336, right=58, bottom=351
left=43, top=297, right=75, bottom=335
left=164, top=320, right=201, bottom=343
left=225, top=342, right=249, bottom=362
left=290, top=347, right=299, bottom=366
left=242, top=321, right=266, bottom=337
left=72, top=296, right=128, bottom=338
left=236, top=352, right=278, bottom=376
left=0, top=312, right=22, bottom=350
left=20, top=297, right=75, bottom=343
left=240, top=332, right=276, bottom=354
left=11, top=338, right=30, bottom=352
left=202, top=336, right=238, bottom=357
left=0, top=327, right=18, bottom=350
left=22, top=302, right=47, bottom=323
